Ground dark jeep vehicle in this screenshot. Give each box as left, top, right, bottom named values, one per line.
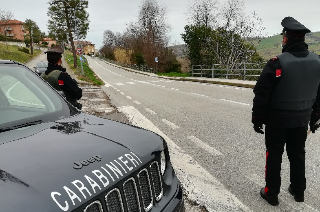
left=0, top=60, right=185, bottom=212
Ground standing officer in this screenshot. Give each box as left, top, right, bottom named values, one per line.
left=41, top=46, right=82, bottom=109
left=252, top=17, right=320, bottom=206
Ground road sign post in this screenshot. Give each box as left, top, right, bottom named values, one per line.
left=155, top=57, right=158, bottom=73
left=77, top=48, right=84, bottom=75
left=80, top=56, right=84, bottom=75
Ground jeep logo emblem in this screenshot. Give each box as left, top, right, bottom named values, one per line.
left=73, top=155, right=102, bottom=169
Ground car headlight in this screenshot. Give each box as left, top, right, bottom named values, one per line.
left=160, top=150, right=166, bottom=175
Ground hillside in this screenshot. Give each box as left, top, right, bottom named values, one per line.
left=0, top=43, right=41, bottom=63
left=256, top=32, right=320, bottom=60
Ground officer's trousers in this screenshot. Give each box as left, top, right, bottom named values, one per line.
left=264, top=125, right=307, bottom=196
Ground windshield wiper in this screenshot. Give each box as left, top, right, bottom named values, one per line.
left=0, top=120, right=43, bottom=133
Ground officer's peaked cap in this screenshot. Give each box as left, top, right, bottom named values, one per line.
left=45, top=46, right=64, bottom=54
left=281, top=17, right=310, bottom=35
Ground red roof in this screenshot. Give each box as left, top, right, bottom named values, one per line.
left=0, top=20, right=24, bottom=25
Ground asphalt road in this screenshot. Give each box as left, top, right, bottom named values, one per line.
left=85, top=56, right=320, bottom=212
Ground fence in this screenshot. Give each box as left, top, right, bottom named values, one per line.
left=192, top=63, right=265, bottom=80
left=0, top=41, right=26, bottom=47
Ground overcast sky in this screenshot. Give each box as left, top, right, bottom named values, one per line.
left=1, top=0, right=320, bottom=49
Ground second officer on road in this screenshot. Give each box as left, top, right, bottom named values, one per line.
left=252, top=17, right=320, bottom=206
left=41, top=46, right=82, bottom=109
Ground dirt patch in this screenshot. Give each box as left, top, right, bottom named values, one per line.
left=78, top=84, right=129, bottom=124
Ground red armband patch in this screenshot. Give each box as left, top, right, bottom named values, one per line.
left=58, top=80, right=64, bottom=85
left=276, top=69, right=281, bottom=77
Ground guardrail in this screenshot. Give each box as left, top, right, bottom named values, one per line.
left=99, top=57, right=156, bottom=73
left=192, top=63, right=265, bottom=80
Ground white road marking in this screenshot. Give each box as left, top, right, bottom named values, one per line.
left=120, top=92, right=125, bottom=95
left=133, top=101, right=141, bottom=105
left=187, top=136, right=223, bottom=156
left=117, top=106, right=251, bottom=212
left=219, top=98, right=251, bottom=106
left=104, top=82, right=111, bottom=88
left=162, top=119, right=180, bottom=129
left=126, top=96, right=132, bottom=99
left=115, top=83, right=124, bottom=86
left=145, top=108, right=157, bottom=115
left=191, top=92, right=209, bottom=98
left=127, top=82, right=135, bottom=84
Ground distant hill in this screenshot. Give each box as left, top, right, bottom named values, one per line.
left=256, top=32, right=320, bottom=60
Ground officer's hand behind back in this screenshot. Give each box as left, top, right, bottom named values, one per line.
left=310, top=109, right=320, bottom=133
left=253, top=123, right=264, bottom=134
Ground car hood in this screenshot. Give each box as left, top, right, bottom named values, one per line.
left=0, top=113, right=164, bottom=212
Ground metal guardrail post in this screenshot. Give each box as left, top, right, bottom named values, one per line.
left=226, top=64, right=229, bottom=79
left=212, top=64, right=214, bottom=78
left=243, top=62, right=246, bottom=80
left=192, top=65, right=194, bottom=77
left=201, top=65, right=203, bottom=77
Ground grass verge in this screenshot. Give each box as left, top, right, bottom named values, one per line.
left=157, top=72, right=191, bottom=77
left=65, top=51, right=104, bottom=86
left=0, top=43, right=42, bottom=63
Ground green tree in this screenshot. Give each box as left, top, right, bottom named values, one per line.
left=48, top=0, right=89, bottom=68
left=24, top=19, right=42, bottom=55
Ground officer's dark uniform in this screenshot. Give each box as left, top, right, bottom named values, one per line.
left=41, top=46, right=82, bottom=109
left=252, top=17, right=320, bottom=205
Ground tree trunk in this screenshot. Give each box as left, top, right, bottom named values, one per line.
left=64, top=2, right=77, bottom=68
left=30, top=31, right=33, bottom=55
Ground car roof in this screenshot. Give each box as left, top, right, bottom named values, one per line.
left=0, top=60, right=16, bottom=64
left=0, top=59, right=29, bottom=69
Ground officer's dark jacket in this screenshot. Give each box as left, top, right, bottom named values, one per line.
left=252, top=42, right=320, bottom=128
left=41, top=63, right=82, bottom=105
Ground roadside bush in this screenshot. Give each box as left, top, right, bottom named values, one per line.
left=0, top=34, right=22, bottom=42
left=164, top=59, right=182, bottom=73
left=18, top=47, right=30, bottom=54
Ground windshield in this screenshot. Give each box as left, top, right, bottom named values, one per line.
left=0, top=63, right=77, bottom=129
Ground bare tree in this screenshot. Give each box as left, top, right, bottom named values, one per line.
left=187, top=0, right=218, bottom=28
left=0, top=9, right=14, bottom=50
left=217, top=0, right=266, bottom=70
left=138, top=0, right=171, bottom=71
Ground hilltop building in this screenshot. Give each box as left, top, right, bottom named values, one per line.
left=40, top=37, right=56, bottom=47
left=0, top=20, right=26, bottom=41
left=73, top=41, right=95, bottom=55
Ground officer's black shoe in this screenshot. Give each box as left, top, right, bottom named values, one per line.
left=260, top=188, right=279, bottom=206
left=288, top=186, right=304, bottom=202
